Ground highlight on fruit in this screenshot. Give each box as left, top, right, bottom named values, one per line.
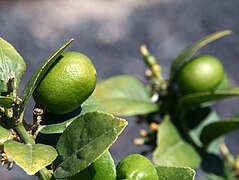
left=175, top=55, right=224, bottom=94
left=33, top=51, right=97, bottom=115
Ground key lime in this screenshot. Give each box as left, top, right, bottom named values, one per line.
left=33, top=51, right=97, bottom=115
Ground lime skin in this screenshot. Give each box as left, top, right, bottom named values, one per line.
left=176, top=55, right=224, bottom=94
left=116, top=154, right=158, bottom=180
left=33, top=51, right=97, bottom=115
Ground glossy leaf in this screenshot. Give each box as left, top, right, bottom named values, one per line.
left=156, top=166, right=196, bottom=180
left=19, top=39, right=74, bottom=114
left=69, top=150, right=116, bottom=180
left=170, top=30, right=231, bottom=80
left=93, top=75, right=158, bottom=116
left=54, top=111, right=127, bottom=178
left=178, top=87, right=239, bottom=109
left=153, top=117, right=201, bottom=168
left=0, top=37, right=26, bottom=93
left=200, top=118, right=239, bottom=145
left=4, top=140, right=57, bottom=175
left=0, top=126, right=9, bottom=145
left=0, top=96, right=14, bottom=108
left=40, top=96, right=106, bottom=134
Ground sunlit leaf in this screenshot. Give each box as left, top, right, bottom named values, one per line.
left=153, top=117, right=201, bottom=168
left=40, top=96, right=106, bottom=134
left=94, top=75, right=158, bottom=116
left=4, top=140, right=57, bottom=175
left=156, top=166, right=196, bottom=180
left=0, top=37, right=26, bottom=93
left=54, top=111, right=127, bottom=178
left=0, top=126, right=9, bottom=145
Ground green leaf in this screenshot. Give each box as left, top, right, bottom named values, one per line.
left=69, top=150, right=116, bottom=180
left=80, top=95, right=106, bottom=114
left=93, top=75, right=158, bottom=116
left=206, top=174, right=228, bottom=180
left=202, top=154, right=237, bottom=180
left=185, top=107, right=224, bottom=154
left=54, top=111, right=127, bottom=178
left=178, top=87, right=239, bottom=108
left=215, top=74, right=230, bottom=91
left=201, top=153, right=224, bottom=177
left=0, top=37, right=26, bottom=93
left=156, top=166, right=196, bottom=180
left=0, top=126, right=10, bottom=145
left=170, top=30, right=232, bottom=80
left=200, top=118, right=239, bottom=145
left=40, top=96, right=106, bottom=134
left=4, top=140, right=57, bottom=175
left=153, top=117, right=201, bottom=168
left=0, top=96, right=14, bottom=108
left=40, top=117, right=77, bottom=135
left=19, top=39, right=74, bottom=114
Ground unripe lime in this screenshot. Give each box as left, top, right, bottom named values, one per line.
left=116, top=154, right=158, bottom=180
left=176, top=55, right=224, bottom=94
left=33, top=51, right=97, bottom=115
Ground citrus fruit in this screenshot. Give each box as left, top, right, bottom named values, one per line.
left=116, top=154, right=158, bottom=180
left=69, top=151, right=116, bottom=180
left=33, top=51, right=97, bottom=115
left=176, top=55, right=224, bottom=94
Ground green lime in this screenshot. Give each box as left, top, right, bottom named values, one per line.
left=33, top=51, right=97, bottom=115
left=116, top=154, right=158, bottom=180
left=176, top=55, right=224, bottom=94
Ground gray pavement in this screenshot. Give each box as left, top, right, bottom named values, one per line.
left=0, top=0, right=239, bottom=179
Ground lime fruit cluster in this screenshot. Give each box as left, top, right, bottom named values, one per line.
left=33, top=51, right=97, bottom=115
left=176, top=55, right=224, bottom=94
left=116, top=154, right=158, bottom=180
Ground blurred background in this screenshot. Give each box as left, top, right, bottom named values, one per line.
left=0, top=0, right=239, bottom=179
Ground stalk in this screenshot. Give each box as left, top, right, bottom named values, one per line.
left=13, top=123, right=35, bottom=144
left=140, top=44, right=167, bottom=92
left=10, top=114, right=52, bottom=180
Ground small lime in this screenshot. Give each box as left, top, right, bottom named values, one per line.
left=116, top=154, right=158, bottom=180
left=176, top=55, right=224, bottom=94
left=33, top=51, right=97, bottom=115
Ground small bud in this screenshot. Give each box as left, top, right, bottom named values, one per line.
left=33, top=108, right=44, bottom=116
left=139, top=129, right=148, bottom=137
left=145, top=69, right=152, bottom=77
left=133, top=138, right=144, bottom=145
left=150, top=122, right=159, bottom=131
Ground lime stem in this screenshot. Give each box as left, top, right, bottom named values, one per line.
left=221, top=143, right=236, bottom=168
left=13, top=123, right=35, bottom=144
left=11, top=118, right=52, bottom=180
left=140, top=44, right=167, bottom=91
